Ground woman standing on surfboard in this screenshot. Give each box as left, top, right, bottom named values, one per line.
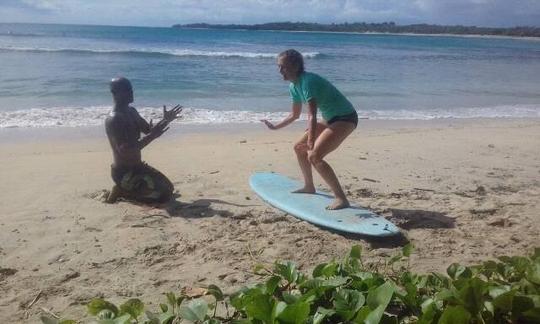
left=261, top=49, right=358, bottom=210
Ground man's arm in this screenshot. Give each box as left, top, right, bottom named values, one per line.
left=131, top=108, right=151, bottom=134
left=136, top=104, right=183, bottom=135
left=106, top=115, right=166, bottom=158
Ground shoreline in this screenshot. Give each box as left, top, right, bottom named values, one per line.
left=176, top=26, right=540, bottom=41
left=1, top=116, right=538, bottom=142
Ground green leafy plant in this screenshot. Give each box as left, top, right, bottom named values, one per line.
left=41, top=246, right=540, bottom=323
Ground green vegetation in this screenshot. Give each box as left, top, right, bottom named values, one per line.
left=173, top=22, right=540, bottom=38
left=41, top=245, right=540, bottom=323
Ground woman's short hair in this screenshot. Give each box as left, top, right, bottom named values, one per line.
left=278, top=49, right=305, bottom=76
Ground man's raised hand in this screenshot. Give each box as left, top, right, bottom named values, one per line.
left=163, top=104, right=183, bottom=123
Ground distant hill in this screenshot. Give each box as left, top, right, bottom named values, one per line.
left=172, top=22, right=540, bottom=38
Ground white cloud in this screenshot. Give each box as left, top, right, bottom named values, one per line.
left=0, top=0, right=538, bottom=27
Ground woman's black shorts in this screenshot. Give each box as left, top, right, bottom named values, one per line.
left=327, top=111, right=358, bottom=127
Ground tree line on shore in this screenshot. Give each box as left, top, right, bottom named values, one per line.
left=173, top=21, right=540, bottom=37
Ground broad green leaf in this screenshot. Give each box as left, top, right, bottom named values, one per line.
left=527, top=262, right=540, bottom=285
left=334, top=289, right=365, bottom=321
left=58, top=321, right=76, bottom=324
left=145, top=311, right=159, bottom=322
left=207, top=284, right=224, bottom=301
left=353, top=306, right=371, bottom=323
left=457, top=278, right=488, bottom=315
left=488, top=285, right=510, bottom=299
left=179, top=298, right=209, bottom=322
left=243, top=291, right=273, bottom=323
left=283, top=291, right=300, bottom=304
left=159, top=303, right=168, bottom=313
left=95, top=315, right=131, bottom=324
left=313, top=307, right=335, bottom=324
left=417, top=299, right=439, bottom=324
left=523, top=307, right=540, bottom=322
left=509, top=256, right=531, bottom=274
left=95, top=320, right=115, bottom=324
left=87, top=298, right=119, bottom=317
left=367, top=281, right=395, bottom=310
left=319, top=263, right=339, bottom=278
left=40, top=316, right=59, bottom=324
left=350, top=245, right=362, bottom=259
left=533, top=248, right=540, bottom=260
left=165, top=292, right=176, bottom=308
left=402, top=243, right=413, bottom=257
left=447, top=264, right=472, bottom=280
left=438, top=305, right=471, bottom=324
left=231, top=320, right=255, bottom=324
left=512, top=295, right=535, bottom=315
left=229, top=289, right=248, bottom=310
left=484, top=300, right=494, bottom=315
left=203, top=319, right=222, bottom=324
left=272, top=301, right=287, bottom=322
left=277, top=301, right=311, bottom=324
left=300, top=276, right=348, bottom=290
left=364, top=305, right=387, bottom=324
left=119, top=298, right=144, bottom=319
left=158, top=312, right=175, bottom=324
left=112, top=314, right=131, bottom=324
left=275, top=261, right=299, bottom=284
left=492, top=290, right=516, bottom=312
left=379, top=313, right=399, bottom=324
left=265, top=276, right=281, bottom=295
left=351, top=282, right=395, bottom=324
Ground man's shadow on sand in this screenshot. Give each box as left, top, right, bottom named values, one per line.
left=161, top=195, right=258, bottom=219
left=332, top=208, right=455, bottom=249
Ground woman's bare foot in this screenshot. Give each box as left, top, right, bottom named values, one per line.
left=326, top=198, right=350, bottom=210
left=292, top=186, right=316, bottom=194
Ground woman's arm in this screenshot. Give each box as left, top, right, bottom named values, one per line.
left=262, top=102, right=302, bottom=130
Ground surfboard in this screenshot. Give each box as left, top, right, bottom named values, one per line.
left=249, top=172, right=400, bottom=237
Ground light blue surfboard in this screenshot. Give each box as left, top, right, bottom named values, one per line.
left=250, top=172, right=400, bottom=237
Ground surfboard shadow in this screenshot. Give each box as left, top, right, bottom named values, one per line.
left=386, top=208, right=455, bottom=230
left=323, top=226, right=410, bottom=248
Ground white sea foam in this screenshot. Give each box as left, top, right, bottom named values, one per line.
left=0, top=46, right=321, bottom=59
left=0, top=105, right=538, bottom=128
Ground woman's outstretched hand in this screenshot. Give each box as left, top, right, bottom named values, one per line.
left=261, top=119, right=277, bottom=130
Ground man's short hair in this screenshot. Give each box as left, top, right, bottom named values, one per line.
left=110, top=77, right=132, bottom=94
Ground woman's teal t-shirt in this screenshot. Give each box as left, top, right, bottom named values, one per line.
left=289, top=72, right=356, bottom=121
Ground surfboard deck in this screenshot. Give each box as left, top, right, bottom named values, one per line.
left=249, top=172, right=400, bottom=237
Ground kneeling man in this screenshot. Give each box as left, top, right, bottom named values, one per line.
left=105, top=77, right=182, bottom=204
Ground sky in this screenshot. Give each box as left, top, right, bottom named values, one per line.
left=0, top=0, right=539, bottom=28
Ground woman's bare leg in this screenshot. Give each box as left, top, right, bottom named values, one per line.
left=293, top=123, right=326, bottom=193
left=308, top=121, right=356, bottom=210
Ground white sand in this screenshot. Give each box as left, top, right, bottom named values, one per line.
left=1, top=118, right=539, bottom=322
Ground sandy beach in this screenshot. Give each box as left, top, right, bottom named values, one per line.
left=1, top=118, right=539, bottom=322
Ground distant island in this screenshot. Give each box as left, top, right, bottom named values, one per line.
left=173, top=22, right=540, bottom=38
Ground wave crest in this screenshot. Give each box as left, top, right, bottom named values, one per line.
left=0, top=105, right=538, bottom=128
left=0, top=46, right=322, bottom=59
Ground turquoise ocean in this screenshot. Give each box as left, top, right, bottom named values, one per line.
left=0, top=23, right=539, bottom=128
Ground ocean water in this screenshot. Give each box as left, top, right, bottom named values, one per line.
left=0, top=23, right=539, bottom=128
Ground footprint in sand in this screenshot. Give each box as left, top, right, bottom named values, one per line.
left=83, top=189, right=110, bottom=202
